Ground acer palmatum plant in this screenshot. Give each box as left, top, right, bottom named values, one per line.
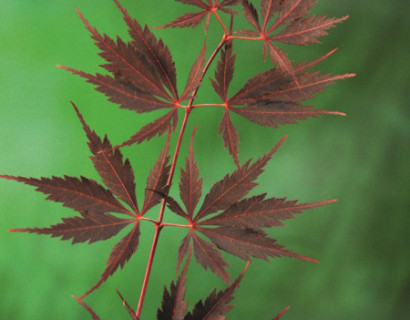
left=1, top=0, right=355, bottom=319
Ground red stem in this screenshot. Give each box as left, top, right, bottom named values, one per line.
left=135, top=35, right=228, bottom=318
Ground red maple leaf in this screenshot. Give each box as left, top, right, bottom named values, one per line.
left=1, top=103, right=171, bottom=299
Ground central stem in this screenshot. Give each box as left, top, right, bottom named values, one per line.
left=135, top=35, right=228, bottom=318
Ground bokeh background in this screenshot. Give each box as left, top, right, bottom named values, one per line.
left=1, top=1, right=408, bottom=319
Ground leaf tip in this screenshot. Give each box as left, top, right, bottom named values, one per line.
left=8, top=228, right=27, bottom=233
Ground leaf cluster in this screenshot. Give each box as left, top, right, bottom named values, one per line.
left=0, top=0, right=354, bottom=318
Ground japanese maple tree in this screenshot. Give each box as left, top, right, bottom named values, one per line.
left=1, top=0, right=354, bottom=319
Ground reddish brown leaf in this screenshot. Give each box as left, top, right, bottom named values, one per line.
left=261, top=0, right=282, bottom=32
left=184, top=263, right=246, bottom=319
left=195, top=136, right=287, bottom=221
left=267, top=0, right=316, bottom=33
left=201, top=195, right=336, bottom=230
left=72, top=103, right=139, bottom=213
left=0, top=175, right=129, bottom=215
left=114, top=0, right=179, bottom=99
left=218, top=111, right=240, bottom=166
left=267, top=42, right=294, bottom=74
left=179, top=128, right=203, bottom=218
left=181, top=43, right=206, bottom=101
left=177, top=233, right=192, bottom=274
left=10, top=211, right=133, bottom=244
left=157, top=245, right=191, bottom=320
left=142, top=137, right=171, bottom=214
left=73, top=295, right=101, bottom=320
left=272, top=15, right=349, bottom=45
left=210, top=43, right=236, bottom=101
left=232, top=102, right=344, bottom=128
left=199, top=226, right=317, bottom=262
left=191, top=231, right=231, bottom=283
left=103, top=223, right=141, bottom=278
left=256, top=71, right=356, bottom=103
left=75, top=9, right=172, bottom=101
left=158, top=11, right=210, bottom=29
left=114, top=108, right=178, bottom=149
left=81, top=223, right=141, bottom=299
left=59, top=66, right=173, bottom=113
left=230, top=61, right=355, bottom=106
left=242, top=0, right=261, bottom=32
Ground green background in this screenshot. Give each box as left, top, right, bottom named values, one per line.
left=1, top=1, right=408, bottom=319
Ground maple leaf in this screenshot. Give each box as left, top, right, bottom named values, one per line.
left=209, top=46, right=354, bottom=163
left=161, top=134, right=331, bottom=281
left=239, top=0, right=348, bottom=72
left=157, top=0, right=240, bottom=30
left=2, top=103, right=171, bottom=299
left=59, top=1, right=181, bottom=147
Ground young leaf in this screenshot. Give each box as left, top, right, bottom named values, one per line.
left=10, top=211, right=133, bottom=245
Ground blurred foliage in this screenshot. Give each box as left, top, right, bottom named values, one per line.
left=0, top=0, right=408, bottom=319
